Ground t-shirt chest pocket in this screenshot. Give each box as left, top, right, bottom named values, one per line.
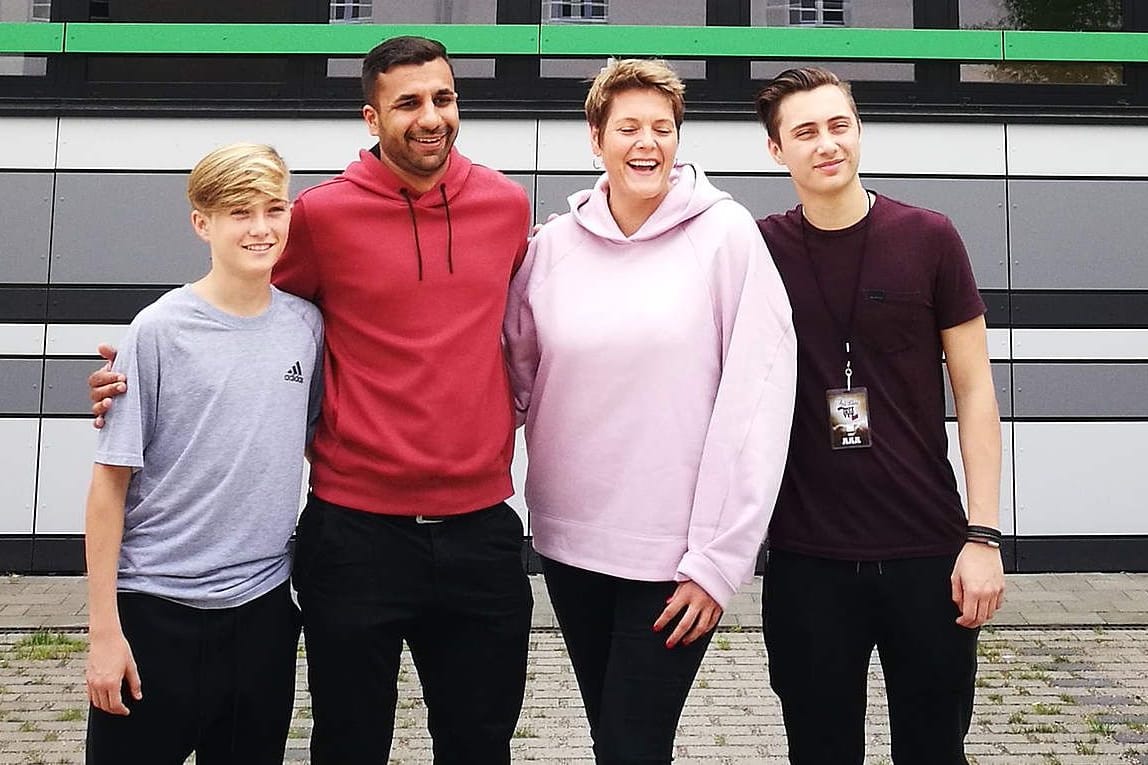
left=856, top=288, right=933, bottom=353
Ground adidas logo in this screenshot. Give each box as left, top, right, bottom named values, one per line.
left=283, top=361, right=304, bottom=384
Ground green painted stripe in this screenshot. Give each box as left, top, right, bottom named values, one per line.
left=0, top=22, right=64, bottom=54
left=1, top=22, right=1144, bottom=64
left=62, top=23, right=538, bottom=55
left=1004, top=31, right=1148, bottom=63
left=540, top=25, right=1003, bottom=60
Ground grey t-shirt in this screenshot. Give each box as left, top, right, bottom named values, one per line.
left=95, top=285, right=324, bottom=609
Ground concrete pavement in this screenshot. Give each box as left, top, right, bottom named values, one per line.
left=2, top=573, right=1148, bottom=763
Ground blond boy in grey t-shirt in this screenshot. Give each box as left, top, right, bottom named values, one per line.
left=83, top=143, right=323, bottom=764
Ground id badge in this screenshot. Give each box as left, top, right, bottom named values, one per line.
left=826, top=386, right=872, bottom=450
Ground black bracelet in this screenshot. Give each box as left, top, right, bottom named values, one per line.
left=966, top=524, right=1003, bottom=548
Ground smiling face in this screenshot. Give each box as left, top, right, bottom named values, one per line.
left=363, top=56, right=459, bottom=193
left=591, top=87, right=679, bottom=214
left=192, top=194, right=290, bottom=281
left=767, top=83, right=863, bottom=203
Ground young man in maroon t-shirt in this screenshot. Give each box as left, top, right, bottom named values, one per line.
left=754, top=66, right=1005, bottom=764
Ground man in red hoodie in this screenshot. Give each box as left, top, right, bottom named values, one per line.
left=90, top=36, right=533, bottom=765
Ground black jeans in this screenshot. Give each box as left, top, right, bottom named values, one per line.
left=763, top=549, right=979, bottom=765
left=542, top=556, right=714, bottom=765
left=293, top=495, right=533, bottom=765
left=85, top=580, right=301, bottom=765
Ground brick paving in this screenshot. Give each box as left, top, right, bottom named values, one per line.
left=2, top=573, right=1148, bottom=764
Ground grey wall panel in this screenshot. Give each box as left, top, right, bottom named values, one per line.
left=0, top=419, right=39, bottom=534
left=1009, top=180, right=1148, bottom=290
left=1013, top=363, right=1148, bottom=418
left=945, top=422, right=1014, bottom=535
left=35, top=418, right=97, bottom=534
left=1014, top=422, right=1147, bottom=535
left=0, top=359, right=43, bottom=414
left=535, top=174, right=597, bottom=224
left=865, top=178, right=1008, bottom=290
left=290, top=173, right=336, bottom=198
left=944, top=362, right=1011, bottom=418
left=503, top=174, right=536, bottom=214
left=0, top=173, right=53, bottom=283
left=41, top=358, right=101, bottom=415
left=52, top=174, right=206, bottom=285
left=710, top=175, right=799, bottom=220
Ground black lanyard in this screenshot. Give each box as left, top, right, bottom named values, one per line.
left=799, top=192, right=873, bottom=391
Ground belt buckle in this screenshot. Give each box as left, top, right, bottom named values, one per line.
left=415, top=514, right=445, bottom=524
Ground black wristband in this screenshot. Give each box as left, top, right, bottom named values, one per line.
left=966, top=524, right=1003, bottom=548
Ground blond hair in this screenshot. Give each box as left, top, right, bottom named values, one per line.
left=187, top=143, right=289, bottom=213
left=584, top=59, right=685, bottom=133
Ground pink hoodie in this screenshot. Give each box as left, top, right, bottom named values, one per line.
left=504, top=165, right=796, bottom=607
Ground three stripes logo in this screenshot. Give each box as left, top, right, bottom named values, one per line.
left=283, top=362, right=305, bottom=384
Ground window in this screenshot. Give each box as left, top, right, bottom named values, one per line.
left=331, top=1, right=372, bottom=24
left=546, top=0, right=608, bottom=25
left=787, top=0, right=847, bottom=27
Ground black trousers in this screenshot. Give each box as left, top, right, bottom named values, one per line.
left=542, top=556, right=713, bottom=765
left=763, top=550, right=979, bottom=765
left=85, top=580, right=301, bottom=765
left=293, top=495, right=533, bottom=765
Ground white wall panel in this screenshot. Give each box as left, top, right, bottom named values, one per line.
left=987, top=328, right=1010, bottom=361
left=44, top=324, right=130, bottom=356
left=1013, top=329, right=1148, bottom=361
left=0, top=419, right=39, bottom=534
left=1008, top=125, right=1148, bottom=178
left=946, top=422, right=1015, bottom=535
left=0, top=117, right=57, bottom=169
left=0, top=324, right=45, bottom=356
left=539, top=119, right=1004, bottom=176
left=57, top=117, right=536, bottom=173
left=1014, top=422, right=1148, bottom=535
left=861, top=123, right=1005, bottom=176
left=35, top=419, right=97, bottom=534
left=508, top=428, right=529, bottom=533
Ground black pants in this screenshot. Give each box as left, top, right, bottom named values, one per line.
left=542, top=556, right=713, bottom=765
left=85, top=580, right=301, bottom=765
left=293, top=495, right=533, bottom=765
left=763, top=550, right=979, bottom=765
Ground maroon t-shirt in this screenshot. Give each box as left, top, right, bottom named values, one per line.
left=758, top=193, right=985, bottom=560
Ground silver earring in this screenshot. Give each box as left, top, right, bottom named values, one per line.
left=592, top=155, right=603, bottom=171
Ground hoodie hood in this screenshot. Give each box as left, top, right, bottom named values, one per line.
left=342, top=144, right=473, bottom=206
left=568, top=163, right=730, bottom=244
left=341, top=144, right=473, bottom=280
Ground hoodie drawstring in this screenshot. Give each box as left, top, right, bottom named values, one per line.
left=400, top=187, right=455, bottom=280
left=439, top=183, right=454, bottom=275
left=400, top=188, right=425, bottom=281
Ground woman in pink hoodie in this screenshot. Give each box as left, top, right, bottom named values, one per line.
left=504, top=59, right=797, bottom=763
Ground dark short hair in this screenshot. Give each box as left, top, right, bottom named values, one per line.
left=754, top=66, right=858, bottom=144
left=361, top=35, right=453, bottom=105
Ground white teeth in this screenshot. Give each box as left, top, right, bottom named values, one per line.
left=628, top=160, right=657, bottom=169
left=244, top=244, right=273, bottom=251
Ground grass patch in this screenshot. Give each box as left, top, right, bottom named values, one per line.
left=10, top=631, right=86, bottom=661
left=1075, top=740, right=1097, bottom=755
left=55, top=708, right=84, bottom=722
left=513, top=726, right=537, bottom=738
left=1032, top=703, right=1062, bottom=715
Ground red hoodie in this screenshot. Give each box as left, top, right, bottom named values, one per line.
left=274, top=147, right=531, bottom=516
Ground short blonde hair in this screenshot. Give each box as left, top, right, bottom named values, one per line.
left=584, top=59, right=685, bottom=133
left=187, top=143, right=289, bottom=213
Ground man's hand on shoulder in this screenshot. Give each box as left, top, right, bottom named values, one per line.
left=950, top=542, right=1005, bottom=629
left=89, top=343, right=125, bottom=429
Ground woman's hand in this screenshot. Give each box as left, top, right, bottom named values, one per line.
left=652, top=580, right=723, bottom=649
